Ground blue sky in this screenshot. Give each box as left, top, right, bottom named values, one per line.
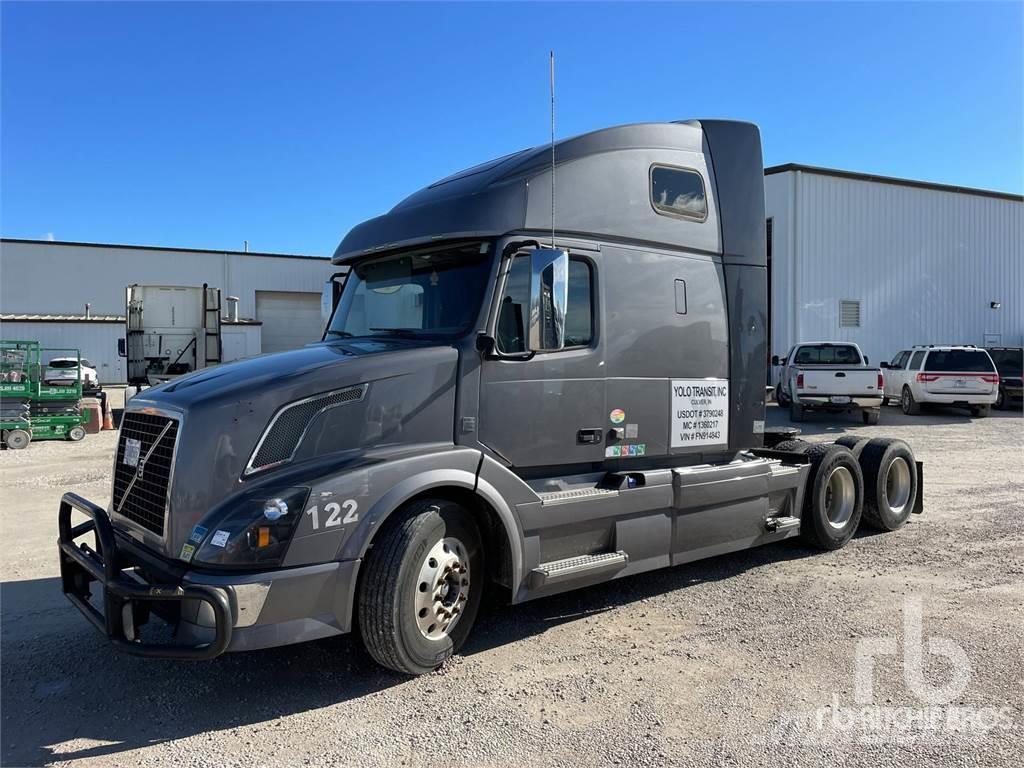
left=2, top=1, right=1021, bottom=255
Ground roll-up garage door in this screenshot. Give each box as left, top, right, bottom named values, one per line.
left=255, top=291, right=323, bottom=353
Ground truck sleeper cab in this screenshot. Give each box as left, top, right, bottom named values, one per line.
left=58, top=121, right=923, bottom=674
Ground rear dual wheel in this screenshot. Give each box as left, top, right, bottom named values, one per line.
left=859, top=439, right=917, bottom=531
left=800, top=444, right=864, bottom=550
left=358, top=498, right=483, bottom=675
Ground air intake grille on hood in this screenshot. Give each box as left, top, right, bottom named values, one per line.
left=246, top=385, right=365, bottom=476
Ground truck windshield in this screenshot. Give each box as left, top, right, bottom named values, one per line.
left=326, top=242, right=492, bottom=340
left=793, top=344, right=861, bottom=365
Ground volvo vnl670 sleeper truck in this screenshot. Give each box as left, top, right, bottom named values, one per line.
left=58, top=121, right=922, bottom=674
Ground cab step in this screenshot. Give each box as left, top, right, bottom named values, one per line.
left=530, top=551, right=629, bottom=588
left=538, top=487, right=620, bottom=505
left=765, top=515, right=801, bottom=532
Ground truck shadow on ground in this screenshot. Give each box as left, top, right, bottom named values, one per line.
left=2, top=538, right=824, bottom=766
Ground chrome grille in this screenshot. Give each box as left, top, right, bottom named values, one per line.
left=113, top=412, right=179, bottom=536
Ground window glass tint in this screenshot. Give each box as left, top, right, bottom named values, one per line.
left=909, top=351, right=925, bottom=369
left=496, top=257, right=593, bottom=353
left=793, top=344, right=862, bottom=365
left=327, top=243, right=491, bottom=339
left=987, top=349, right=1023, bottom=376
left=651, top=166, right=707, bottom=219
left=924, top=350, right=995, bottom=372
left=47, top=360, right=77, bottom=369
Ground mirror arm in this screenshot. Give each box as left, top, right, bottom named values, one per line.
left=475, top=333, right=535, bottom=362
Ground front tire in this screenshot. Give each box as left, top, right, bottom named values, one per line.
left=971, top=405, right=990, bottom=418
left=994, top=389, right=1005, bottom=410
left=5, top=429, right=30, bottom=450
left=862, top=409, right=880, bottom=425
left=358, top=498, right=484, bottom=675
left=67, top=426, right=86, bottom=442
left=800, top=443, right=864, bottom=550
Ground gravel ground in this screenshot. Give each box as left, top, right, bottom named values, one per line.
left=2, top=393, right=1022, bottom=768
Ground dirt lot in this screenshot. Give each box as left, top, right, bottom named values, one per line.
left=2, top=394, right=1022, bottom=768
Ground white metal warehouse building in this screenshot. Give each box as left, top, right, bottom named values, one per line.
left=0, top=239, right=336, bottom=383
left=765, top=164, right=1023, bottom=365
left=2, top=164, right=1021, bottom=384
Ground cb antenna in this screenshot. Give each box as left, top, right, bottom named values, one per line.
left=549, top=50, right=556, bottom=249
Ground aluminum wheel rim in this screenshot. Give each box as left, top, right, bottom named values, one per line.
left=414, top=536, right=470, bottom=640
left=885, top=457, right=912, bottom=514
left=824, top=466, right=856, bottom=529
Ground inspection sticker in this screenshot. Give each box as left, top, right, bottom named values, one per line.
left=123, top=438, right=141, bottom=467
left=671, top=379, right=729, bottom=448
left=179, top=543, right=196, bottom=561
left=609, top=408, right=626, bottom=425
left=189, top=525, right=208, bottom=544
left=211, top=530, right=230, bottom=548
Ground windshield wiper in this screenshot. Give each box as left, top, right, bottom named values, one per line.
left=369, top=328, right=425, bottom=338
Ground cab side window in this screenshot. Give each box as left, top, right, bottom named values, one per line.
left=496, top=256, right=593, bottom=353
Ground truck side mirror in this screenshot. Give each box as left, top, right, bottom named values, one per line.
left=117, top=338, right=127, bottom=358
left=879, top=361, right=889, bottom=369
left=771, top=355, right=780, bottom=366
left=528, top=248, right=569, bottom=352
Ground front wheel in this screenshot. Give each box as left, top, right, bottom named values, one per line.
left=971, top=405, right=990, bottom=418
left=994, top=389, right=1005, bottom=410
left=4, top=429, right=31, bottom=450
left=358, top=498, right=484, bottom=675
left=67, top=426, right=87, bottom=442
left=862, top=409, right=880, bottom=425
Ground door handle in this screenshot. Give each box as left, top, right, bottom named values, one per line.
left=835, top=372, right=846, bottom=377
left=577, top=428, right=603, bottom=445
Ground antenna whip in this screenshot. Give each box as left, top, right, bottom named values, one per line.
left=550, top=50, right=556, bottom=249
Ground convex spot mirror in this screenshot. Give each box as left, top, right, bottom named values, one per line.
left=528, top=248, right=569, bottom=352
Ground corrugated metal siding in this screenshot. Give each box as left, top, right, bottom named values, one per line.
left=767, top=171, right=1023, bottom=363
left=0, top=241, right=335, bottom=319
left=0, top=321, right=125, bottom=383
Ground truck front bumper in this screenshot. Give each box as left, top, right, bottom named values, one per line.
left=58, top=492, right=358, bottom=659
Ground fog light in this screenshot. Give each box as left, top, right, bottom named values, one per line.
left=263, top=498, right=288, bottom=520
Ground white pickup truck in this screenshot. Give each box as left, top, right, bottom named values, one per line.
left=773, top=342, right=884, bottom=424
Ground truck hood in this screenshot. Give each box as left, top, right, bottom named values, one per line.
left=119, top=339, right=460, bottom=556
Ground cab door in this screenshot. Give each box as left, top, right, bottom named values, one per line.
left=477, top=246, right=605, bottom=471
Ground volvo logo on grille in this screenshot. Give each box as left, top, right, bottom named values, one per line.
left=135, top=457, right=146, bottom=480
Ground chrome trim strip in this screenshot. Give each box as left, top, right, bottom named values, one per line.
left=243, top=384, right=367, bottom=478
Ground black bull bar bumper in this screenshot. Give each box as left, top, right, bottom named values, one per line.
left=58, top=492, right=232, bottom=659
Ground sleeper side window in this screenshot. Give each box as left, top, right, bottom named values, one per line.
left=496, top=257, right=593, bottom=353
left=650, top=165, right=707, bottom=220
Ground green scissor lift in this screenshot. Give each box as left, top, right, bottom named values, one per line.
left=1, top=340, right=89, bottom=449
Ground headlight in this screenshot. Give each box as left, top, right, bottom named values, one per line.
left=192, top=487, right=310, bottom=567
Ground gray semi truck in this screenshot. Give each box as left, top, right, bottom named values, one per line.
left=58, top=120, right=922, bottom=674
